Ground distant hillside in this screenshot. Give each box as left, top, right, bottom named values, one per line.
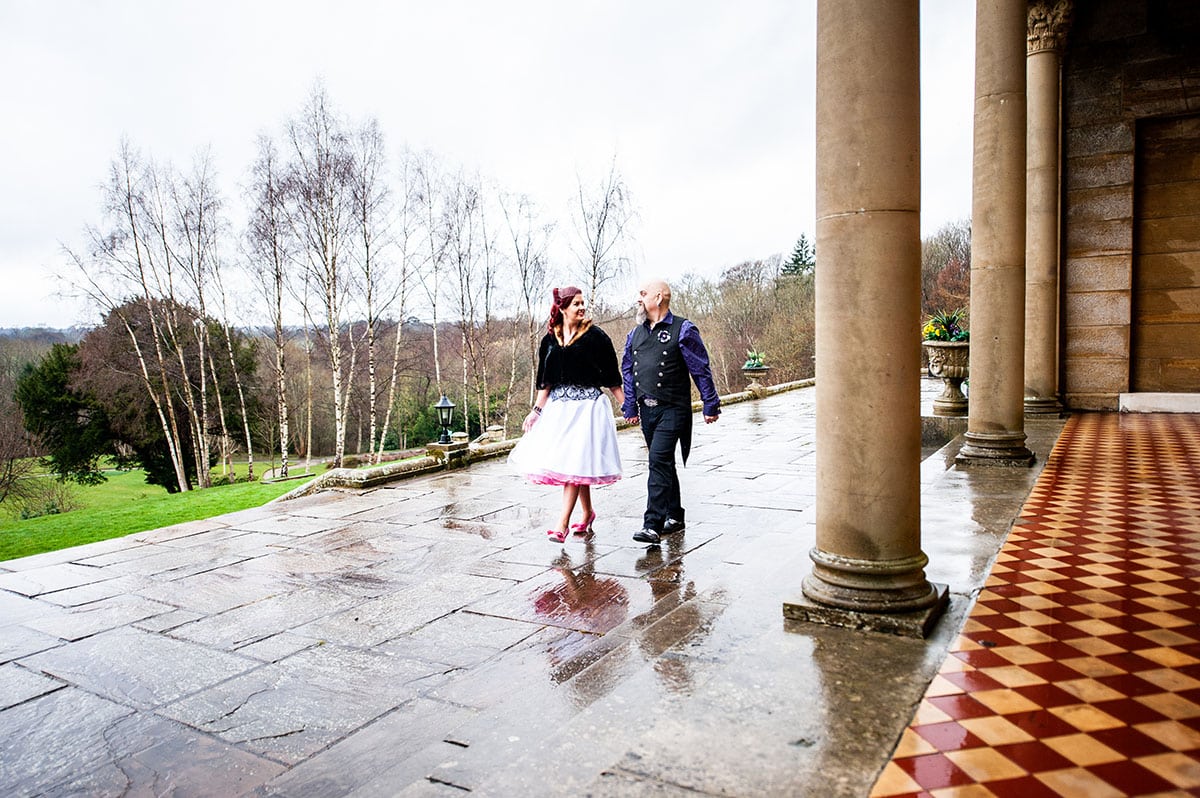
left=0, top=328, right=83, bottom=373
left=0, top=327, right=83, bottom=345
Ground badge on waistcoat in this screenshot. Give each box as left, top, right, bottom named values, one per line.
left=657, top=329, right=672, bottom=343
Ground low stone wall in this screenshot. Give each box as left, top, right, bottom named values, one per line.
left=274, top=378, right=817, bottom=502
left=273, top=456, right=439, bottom=501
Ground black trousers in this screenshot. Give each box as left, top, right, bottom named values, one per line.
left=639, top=402, right=686, bottom=530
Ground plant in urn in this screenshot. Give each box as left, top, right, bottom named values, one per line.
left=741, top=348, right=770, bottom=388
left=922, top=308, right=969, bottom=417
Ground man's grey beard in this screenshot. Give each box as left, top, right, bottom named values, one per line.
left=635, top=304, right=647, bottom=325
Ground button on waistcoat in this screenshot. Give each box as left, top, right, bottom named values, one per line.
left=631, top=315, right=690, bottom=407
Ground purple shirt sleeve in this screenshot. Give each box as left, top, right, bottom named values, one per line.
left=679, top=320, right=721, bottom=416
left=621, top=328, right=637, bottom=417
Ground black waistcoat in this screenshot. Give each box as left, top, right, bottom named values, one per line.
left=631, top=315, right=690, bottom=407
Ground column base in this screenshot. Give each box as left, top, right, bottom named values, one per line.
left=1024, top=395, right=1065, bottom=417
left=784, top=582, right=949, bottom=638
left=955, top=430, right=1035, bottom=467
left=798, top=548, right=942, bottom=612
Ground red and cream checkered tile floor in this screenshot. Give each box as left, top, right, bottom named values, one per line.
left=873, top=413, right=1200, bottom=797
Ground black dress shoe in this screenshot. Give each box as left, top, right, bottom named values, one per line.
left=662, top=518, right=685, bottom=534
left=633, top=528, right=661, bottom=544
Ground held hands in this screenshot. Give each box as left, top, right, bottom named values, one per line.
left=624, top=415, right=716, bottom=425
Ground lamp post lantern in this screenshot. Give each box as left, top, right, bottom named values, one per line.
left=434, top=394, right=455, bottom=444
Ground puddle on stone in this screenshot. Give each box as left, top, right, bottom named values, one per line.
left=532, top=559, right=630, bottom=636
left=440, top=518, right=498, bottom=539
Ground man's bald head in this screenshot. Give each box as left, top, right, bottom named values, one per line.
left=640, top=279, right=671, bottom=303
left=637, top=279, right=672, bottom=324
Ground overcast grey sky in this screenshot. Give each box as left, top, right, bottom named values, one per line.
left=0, top=0, right=974, bottom=329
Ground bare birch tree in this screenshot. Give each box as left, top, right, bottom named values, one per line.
left=442, top=169, right=488, bottom=434
left=373, top=147, right=422, bottom=463
left=571, top=158, right=635, bottom=310
left=299, top=273, right=316, bottom=473
left=69, top=142, right=190, bottom=491
left=285, top=85, right=356, bottom=468
left=211, top=257, right=256, bottom=481
left=348, top=118, right=393, bottom=460
left=246, top=134, right=293, bottom=477
left=499, top=192, right=551, bottom=432
left=413, top=151, right=448, bottom=396
left=474, top=189, right=501, bottom=433
left=158, top=152, right=226, bottom=488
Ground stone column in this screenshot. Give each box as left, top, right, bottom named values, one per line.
left=1024, top=1, right=1071, bottom=416
left=956, top=0, right=1035, bottom=467
left=787, top=0, right=944, bottom=634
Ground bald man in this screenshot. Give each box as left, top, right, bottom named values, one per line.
left=621, top=279, right=720, bottom=545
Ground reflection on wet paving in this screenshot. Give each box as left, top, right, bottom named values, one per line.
left=467, top=552, right=663, bottom=642
left=533, top=552, right=631, bottom=634
left=0, top=381, right=1076, bottom=796
left=541, top=629, right=628, bottom=691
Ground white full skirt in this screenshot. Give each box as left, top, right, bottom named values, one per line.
left=508, top=392, right=622, bottom=486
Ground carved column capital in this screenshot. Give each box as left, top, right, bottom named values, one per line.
left=1027, top=0, right=1072, bottom=54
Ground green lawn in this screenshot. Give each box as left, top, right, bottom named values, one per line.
left=0, top=467, right=320, bottom=562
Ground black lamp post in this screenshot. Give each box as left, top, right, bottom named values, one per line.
left=434, top=394, right=455, bottom=444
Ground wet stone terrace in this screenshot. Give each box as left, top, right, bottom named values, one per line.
left=0, top=383, right=1064, bottom=797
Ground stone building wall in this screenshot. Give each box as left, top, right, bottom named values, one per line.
left=1060, top=0, right=1200, bottom=409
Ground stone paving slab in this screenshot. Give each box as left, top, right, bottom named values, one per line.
left=129, top=517, right=232, bottom=545
left=0, top=588, right=56, bottom=627
left=259, top=697, right=477, bottom=798
left=379, top=609, right=543, bottom=668
left=0, top=623, right=62, bottom=666
left=160, top=644, right=450, bottom=765
left=67, top=712, right=286, bottom=797
left=36, top=573, right=151, bottom=607
left=232, top=513, right=350, bottom=538
left=0, top=689, right=136, bottom=795
left=2, top=692, right=285, bottom=797
left=169, top=587, right=363, bottom=650
left=0, top=382, right=1066, bottom=796
left=22, top=594, right=175, bottom=642
left=0, top=662, right=64, bottom=710
left=134, top=564, right=291, bottom=615
left=293, top=572, right=504, bottom=647
left=25, top=625, right=253, bottom=705
left=0, top=562, right=118, bottom=597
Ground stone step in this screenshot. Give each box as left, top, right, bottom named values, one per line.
left=1119, top=392, right=1200, bottom=413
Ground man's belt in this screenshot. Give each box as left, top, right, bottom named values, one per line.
left=639, top=396, right=659, bottom=407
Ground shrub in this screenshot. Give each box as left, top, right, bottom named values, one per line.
left=12, top=479, right=79, bottom=520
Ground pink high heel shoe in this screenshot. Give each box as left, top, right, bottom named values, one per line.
left=571, top=511, right=597, bottom=535
left=547, top=527, right=569, bottom=543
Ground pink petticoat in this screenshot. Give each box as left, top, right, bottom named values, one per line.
left=525, top=470, right=622, bottom=487
left=508, top=388, right=622, bottom=487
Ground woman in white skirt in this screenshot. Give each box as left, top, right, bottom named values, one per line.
left=509, top=286, right=624, bottom=542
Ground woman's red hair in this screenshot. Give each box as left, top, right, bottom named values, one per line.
left=546, top=286, right=583, bottom=333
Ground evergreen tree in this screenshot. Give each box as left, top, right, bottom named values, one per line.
left=783, top=234, right=815, bottom=276
left=15, top=343, right=116, bottom=485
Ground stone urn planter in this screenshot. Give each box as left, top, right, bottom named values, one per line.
left=923, top=340, right=969, bottom=416
left=742, top=365, right=770, bottom=387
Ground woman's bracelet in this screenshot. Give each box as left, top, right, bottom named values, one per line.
left=532, top=406, right=542, bottom=415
